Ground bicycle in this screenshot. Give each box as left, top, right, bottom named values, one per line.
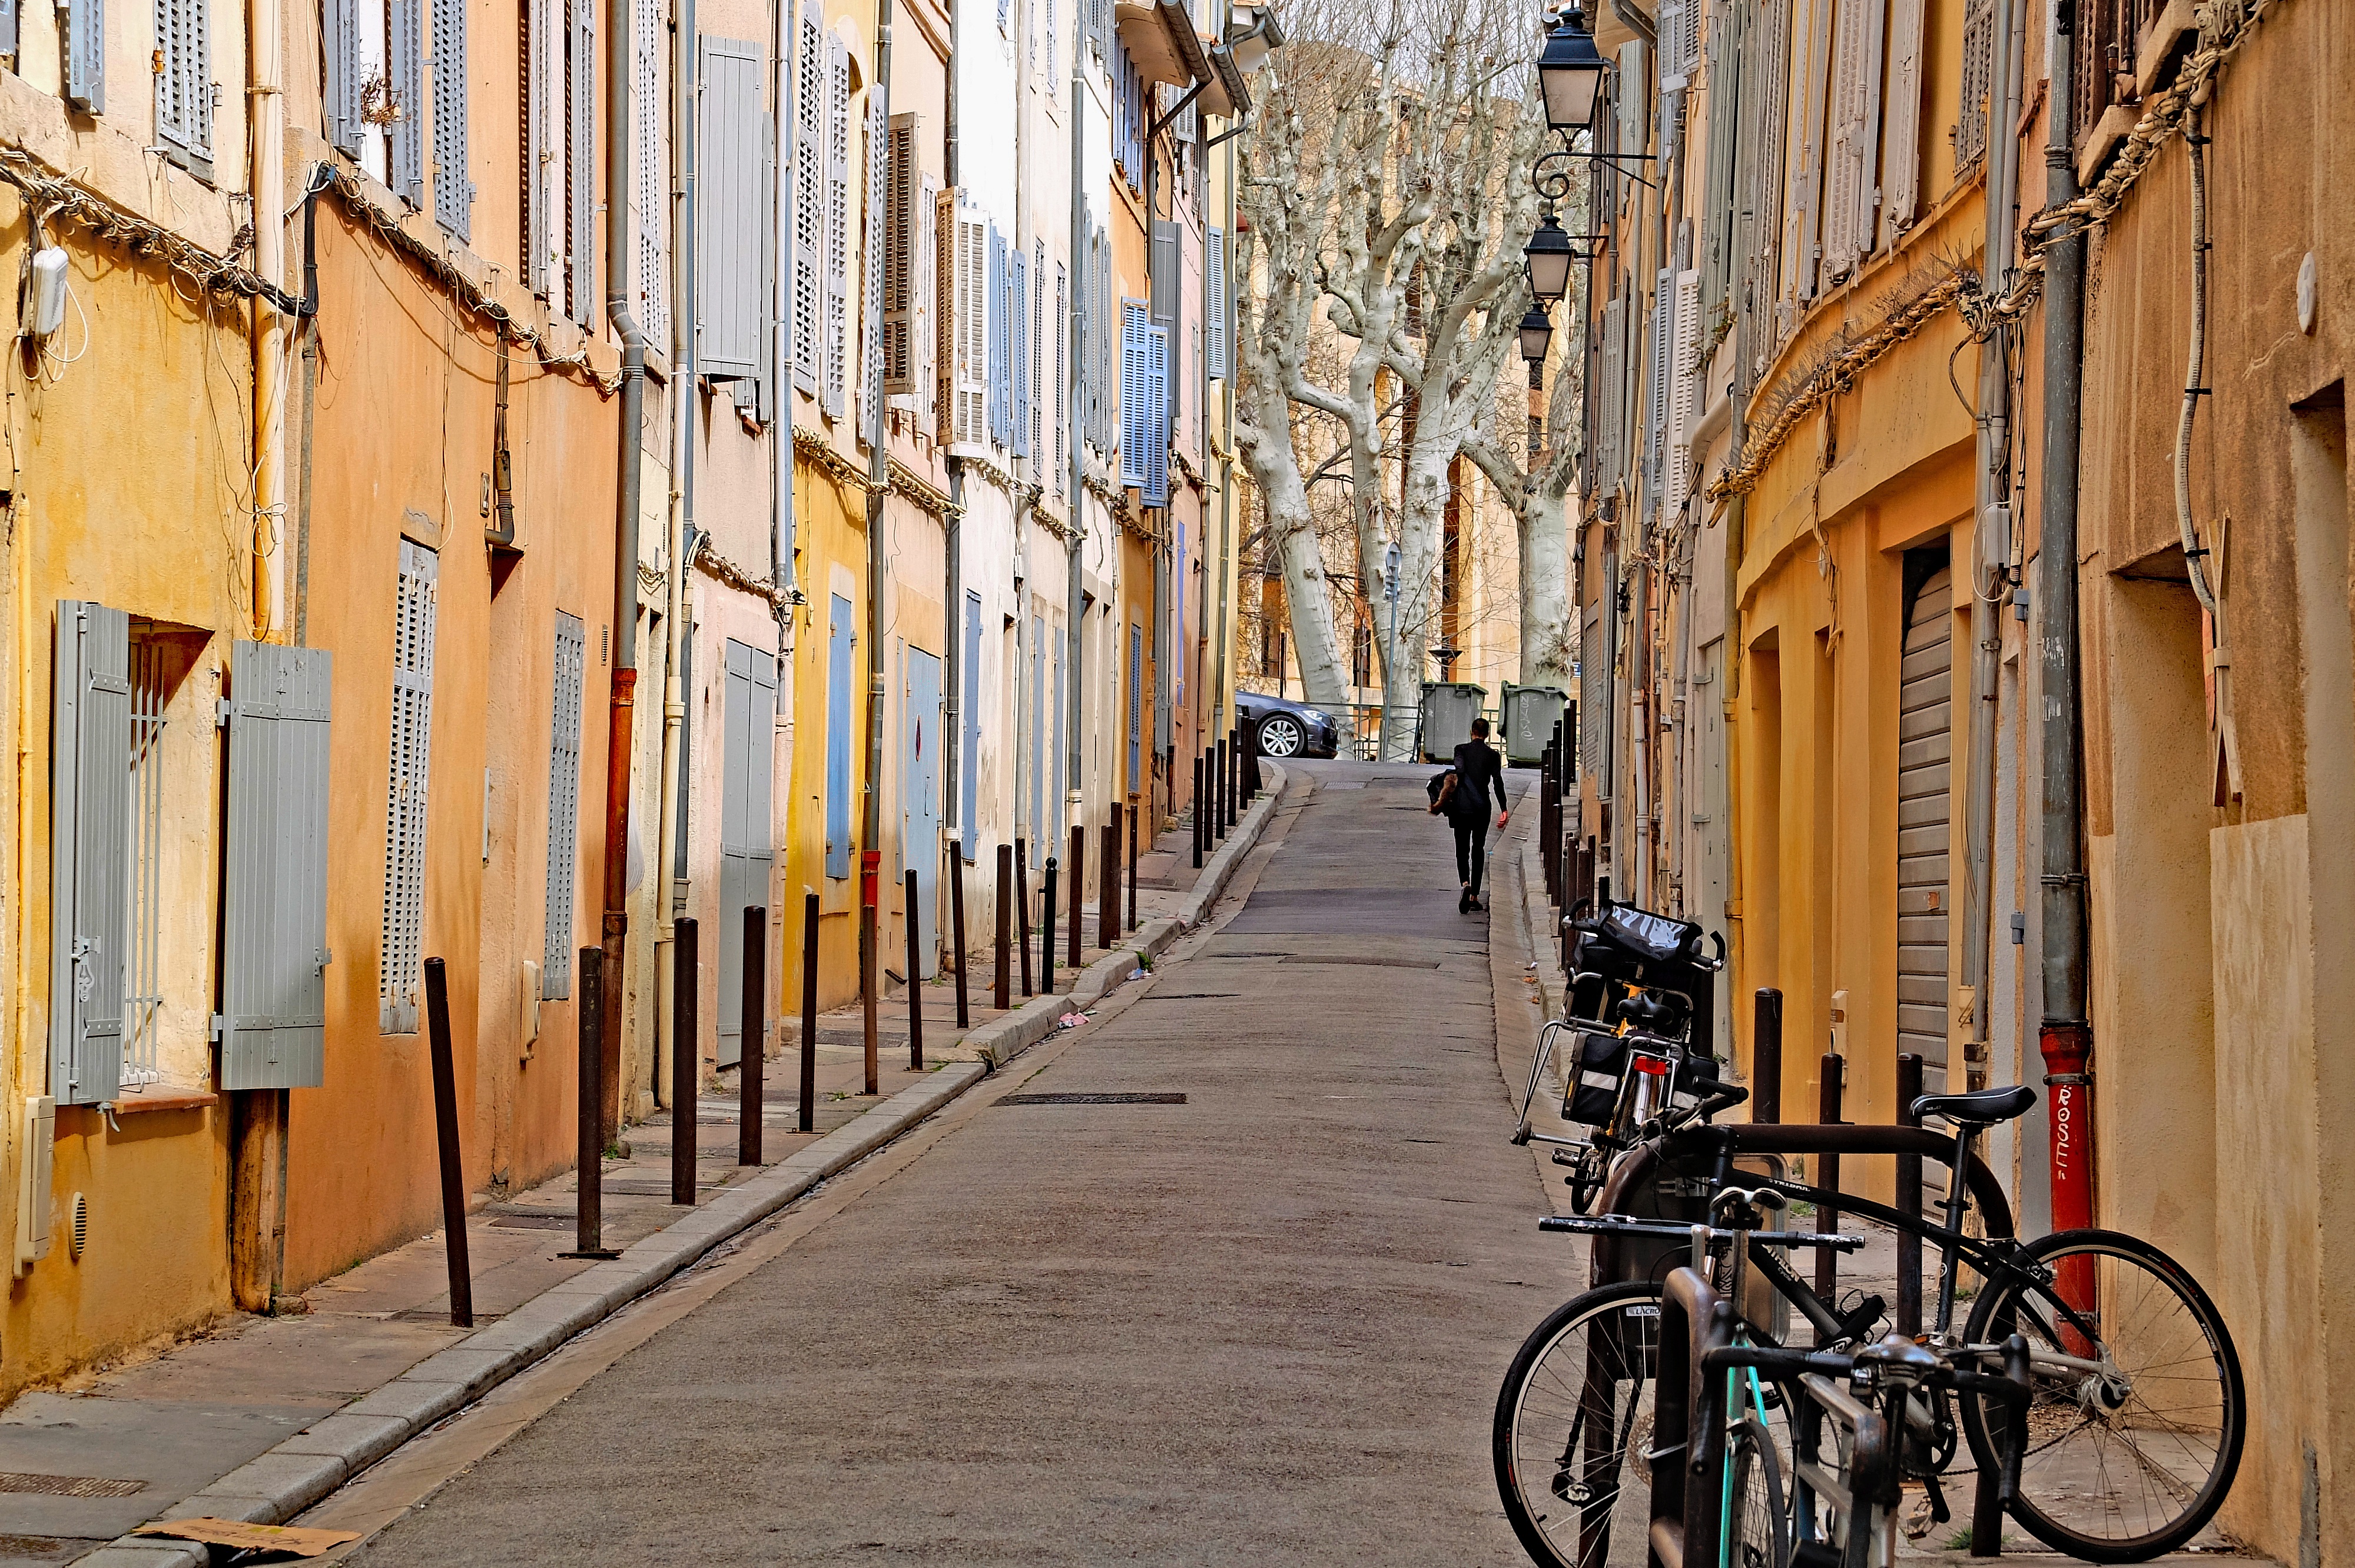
left=1498, top=907, right=2244, bottom=1563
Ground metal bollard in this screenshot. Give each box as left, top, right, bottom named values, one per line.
left=1896, top=1052, right=1925, bottom=1336
left=994, top=844, right=1011, bottom=1011
left=1752, top=989, right=1783, bottom=1125
left=1226, top=729, right=1240, bottom=827
left=672, top=918, right=699, bottom=1205
left=1126, top=802, right=1139, bottom=929
left=1192, top=756, right=1206, bottom=869
left=1068, top=825, right=1084, bottom=968
left=567, top=946, right=615, bottom=1257
left=1101, top=819, right=1119, bottom=947
left=1816, top=1052, right=1843, bottom=1306
left=950, top=849, right=971, bottom=1028
left=1041, top=856, right=1059, bottom=994
left=905, top=869, right=925, bottom=1071
left=740, top=905, right=766, bottom=1166
left=860, top=872, right=879, bottom=1096
left=1016, top=839, right=1034, bottom=997
left=423, top=957, right=474, bottom=1326
left=1212, top=739, right=1226, bottom=838
left=799, top=893, right=819, bottom=1134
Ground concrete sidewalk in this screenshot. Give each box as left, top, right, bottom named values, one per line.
left=31, top=769, right=1285, bottom=1568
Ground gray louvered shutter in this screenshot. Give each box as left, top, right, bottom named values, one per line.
left=735, top=112, right=778, bottom=420
left=1700, top=1, right=1737, bottom=314
left=1097, top=233, right=1114, bottom=455
left=1053, top=260, right=1067, bottom=493
left=1645, top=271, right=1671, bottom=500
left=1010, top=246, right=1030, bottom=459
left=1205, top=227, right=1227, bottom=380
left=155, top=0, right=214, bottom=164
left=1882, top=0, right=1926, bottom=245
left=566, top=0, right=596, bottom=323
left=63, top=0, right=102, bottom=111
left=792, top=0, right=823, bottom=391
left=860, top=96, right=886, bottom=444
left=432, top=0, right=472, bottom=235
left=986, top=224, right=1007, bottom=445
left=1032, top=241, right=1046, bottom=463
left=542, top=613, right=585, bottom=998
left=1580, top=603, right=1608, bottom=783
left=635, top=0, right=666, bottom=341
left=821, top=35, right=850, bottom=417
left=700, top=37, right=765, bottom=380
left=49, top=602, right=128, bottom=1105
left=392, top=0, right=424, bottom=204
left=524, top=0, right=552, bottom=291
left=380, top=542, right=438, bottom=1033
left=1145, top=323, right=1169, bottom=506
left=717, top=640, right=776, bottom=1065
left=220, top=642, right=334, bottom=1091
left=1119, top=300, right=1147, bottom=486
left=1598, top=297, right=1623, bottom=479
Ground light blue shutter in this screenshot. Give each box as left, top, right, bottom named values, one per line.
left=431, top=0, right=472, bottom=235
left=392, top=0, right=424, bottom=206
left=986, top=226, right=1006, bottom=445
left=1126, top=626, right=1142, bottom=784
left=1053, top=261, right=1067, bottom=492
left=1010, top=247, right=1030, bottom=459
left=825, top=594, right=854, bottom=878
left=1119, top=300, right=1147, bottom=486
left=701, top=38, right=766, bottom=379
left=63, top=0, right=102, bottom=111
left=1144, top=323, right=1169, bottom=506
left=221, top=642, right=334, bottom=1091
left=961, top=592, right=981, bottom=862
left=49, top=602, right=128, bottom=1105
left=718, top=640, right=777, bottom=1065
left=542, top=613, right=585, bottom=997
left=1205, top=227, right=1228, bottom=380
left=155, top=0, right=214, bottom=164
left=380, top=542, right=437, bottom=1032
left=737, top=110, right=778, bottom=419
left=1029, top=615, right=1046, bottom=840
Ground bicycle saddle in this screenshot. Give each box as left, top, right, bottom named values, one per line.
left=1855, top=1332, right=1950, bottom=1382
left=1909, top=1082, right=2036, bottom=1125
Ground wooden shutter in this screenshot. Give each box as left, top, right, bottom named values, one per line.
left=1665, top=269, right=1701, bottom=520
left=1953, top=0, right=1996, bottom=170
left=432, top=0, right=472, bottom=237
left=1598, top=296, right=1624, bottom=480
left=392, top=0, right=424, bottom=205
left=1032, top=242, right=1046, bottom=464
left=1616, top=41, right=1647, bottom=158
left=822, top=35, right=850, bottom=418
left=943, top=192, right=987, bottom=449
left=1145, top=323, right=1169, bottom=506
left=1700, top=1, right=1738, bottom=314
left=734, top=113, right=778, bottom=421
left=329, top=0, right=363, bottom=155
left=885, top=114, right=922, bottom=394
left=566, top=0, right=596, bottom=323
left=1119, top=300, right=1148, bottom=486
left=1880, top=0, right=1925, bottom=244
left=1792, top=0, right=1832, bottom=303
left=1658, top=0, right=1688, bottom=89
left=220, top=642, right=334, bottom=1091
left=1897, top=565, right=1955, bottom=1090
left=717, top=640, right=776, bottom=1065
left=380, top=542, right=438, bottom=1033
left=542, top=613, right=585, bottom=998
left=860, top=97, right=887, bottom=444
left=824, top=594, right=854, bottom=878
left=1205, top=227, right=1228, bottom=381
left=1645, top=272, right=1671, bottom=501
left=1580, top=603, right=1610, bottom=783
left=154, top=0, right=213, bottom=164
left=49, top=603, right=128, bottom=1105
left=699, top=38, right=766, bottom=380
left=793, top=0, right=823, bottom=391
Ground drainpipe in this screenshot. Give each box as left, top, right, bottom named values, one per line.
left=654, top=0, right=699, bottom=1104
left=602, top=0, right=652, bottom=1141
left=2035, top=16, right=2093, bottom=1235
left=1065, top=36, right=1087, bottom=838
left=860, top=0, right=894, bottom=974
left=943, top=0, right=965, bottom=873
left=1961, top=0, right=2025, bottom=1088
left=250, top=0, right=288, bottom=640
left=771, top=0, right=798, bottom=607
left=1209, top=126, right=1235, bottom=743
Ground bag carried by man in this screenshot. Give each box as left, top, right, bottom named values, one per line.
left=1426, top=769, right=1458, bottom=815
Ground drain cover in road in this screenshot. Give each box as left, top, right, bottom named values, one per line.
left=997, top=1092, right=1188, bottom=1106
left=0, top=1474, right=144, bottom=1498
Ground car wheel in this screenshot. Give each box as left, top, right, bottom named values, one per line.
left=1257, top=715, right=1305, bottom=757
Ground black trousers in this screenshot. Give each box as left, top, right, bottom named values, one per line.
left=1453, top=819, right=1488, bottom=893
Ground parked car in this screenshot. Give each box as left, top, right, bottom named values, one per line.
left=1235, top=692, right=1341, bottom=759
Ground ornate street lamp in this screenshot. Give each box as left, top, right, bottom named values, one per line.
left=1518, top=307, right=1553, bottom=367
left=1523, top=214, right=1577, bottom=306
left=1537, top=6, right=1611, bottom=134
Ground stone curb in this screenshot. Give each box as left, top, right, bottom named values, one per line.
left=79, top=761, right=1291, bottom=1568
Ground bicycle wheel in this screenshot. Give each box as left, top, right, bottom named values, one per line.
left=1959, top=1228, right=2245, bottom=1562
left=1727, top=1415, right=1790, bottom=1568
left=1494, top=1280, right=1665, bottom=1568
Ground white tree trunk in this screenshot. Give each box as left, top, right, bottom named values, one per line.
left=1517, top=471, right=1574, bottom=684
left=1257, top=458, right=1351, bottom=708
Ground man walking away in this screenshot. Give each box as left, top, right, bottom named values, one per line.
left=1448, top=718, right=1510, bottom=913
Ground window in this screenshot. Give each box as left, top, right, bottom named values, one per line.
left=822, top=34, right=851, bottom=417
left=961, top=592, right=982, bottom=861
left=432, top=0, right=473, bottom=235
left=154, top=0, right=214, bottom=169
left=50, top=603, right=130, bottom=1105
left=1052, top=261, right=1067, bottom=493
left=825, top=593, right=854, bottom=878
left=633, top=0, right=665, bottom=336
left=381, top=542, right=439, bottom=1033
left=794, top=0, right=824, bottom=391
left=1127, top=624, right=1142, bottom=785
left=543, top=613, right=585, bottom=998
left=699, top=38, right=768, bottom=381
left=393, top=0, right=425, bottom=205
left=122, top=639, right=168, bottom=1091
left=718, top=640, right=777, bottom=1062
left=1119, top=300, right=1149, bottom=487
left=1205, top=226, right=1228, bottom=381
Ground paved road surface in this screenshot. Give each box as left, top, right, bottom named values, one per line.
left=347, top=761, right=1564, bottom=1565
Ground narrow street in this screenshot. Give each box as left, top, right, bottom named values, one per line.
left=323, top=762, right=1564, bottom=1564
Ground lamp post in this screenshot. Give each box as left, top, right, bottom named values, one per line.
left=1381, top=541, right=1402, bottom=760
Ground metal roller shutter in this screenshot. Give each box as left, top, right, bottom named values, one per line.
left=1896, top=566, right=1953, bottom=1092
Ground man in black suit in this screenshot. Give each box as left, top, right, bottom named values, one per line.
left=1447, top=718, right=1510, bottom=913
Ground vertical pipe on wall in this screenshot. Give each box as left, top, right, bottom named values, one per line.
left=655, top=0, right=700, bottom=1118
left=1066, top=34, right=1088, bottom=843
left=249, top=0, right=288, bottom=640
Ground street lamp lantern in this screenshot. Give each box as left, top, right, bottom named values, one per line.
left=1537, top=6, right=1611, bottom=134
left=1524, top=214, right=1577, bottom=305
left=1518, top=307, right=1553, bottom=366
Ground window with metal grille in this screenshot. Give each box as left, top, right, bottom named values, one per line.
left=154, top=0, right=213, bottom=169
left=543, top=613, right=585, bottom=998
left=382, top=542, right=439, bottom=1033
left=122, top=640, right=169, bottom=1092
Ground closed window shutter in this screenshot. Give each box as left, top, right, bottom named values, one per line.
left=1645, top=273, right=1671, bottom=500
left=523, top=0, right=552, bottom=291
left=1053, top=261, right=1066, bottom=494
left=717, top=640, right=776, bottom=1058
left=221, top=642, right=335, bottom=1091
left=49, top=602, right=128, bottom=1105
left=1598, top=297, right=1623, bottom=479
left=1881, top=0, right=1925, bottom=245
left=1953, top=0, right=1995, bottom=170
left=1097, top=235, right=1113, bottom=456
left=860, top=97, right=887, bottom=444
left=824, top=594, right=854, bottom=878
left=737, top=108, right=780, bottom=421
left=329, top=0, right=362, bottom=155
left=1615, top=41, right=1647, bottom=158
left=1010, top=245, right=1030, bottom=459
left=1119, top=300, right=1147, bottom=486
left=986, top=224, right=1006, bottom=445
left=380, top=542, right=438, bottom=1034
left=1032, top=242, right=1046, bottom=466
left=961, top=592, right=983, bottom=860
left=822, top=36, right=850, bottom=417
left=63, top=0, right=102, bottom=109
left=542, top=613, right=585, bottom=998
left=1820, top=0, right=1872, bottom=281
left=635, top=0, right=665, bottom=338
left=566, top=0, right=596, bottom=323
left=393, top=0, right=424, bottom=205
left=698, top=38, right=765, bottom=380
left=1748, top=0, right=1791, bottom=348
left=1665, top=268, right=1701, bottom=520
left=154, top=0, right=213, bottom=163
left=793, top=0, right=823, bottom=391
left=1700, top=2, right=1737, bottom=314
left=1127, top=626, right=1141, bottom=782
left=947, top=193, right=988, bottom=447
left=1205, top=227, right=1227, bottom=380
left=432, top=0, right=472, bottom=237
left=908, top=174, right=938, bottom=431
left=1045, top=0, right=1057, bottom=81
left=884, top=114, right=920, bottom=394
left=1144, top=322, right=1169, bottom=506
